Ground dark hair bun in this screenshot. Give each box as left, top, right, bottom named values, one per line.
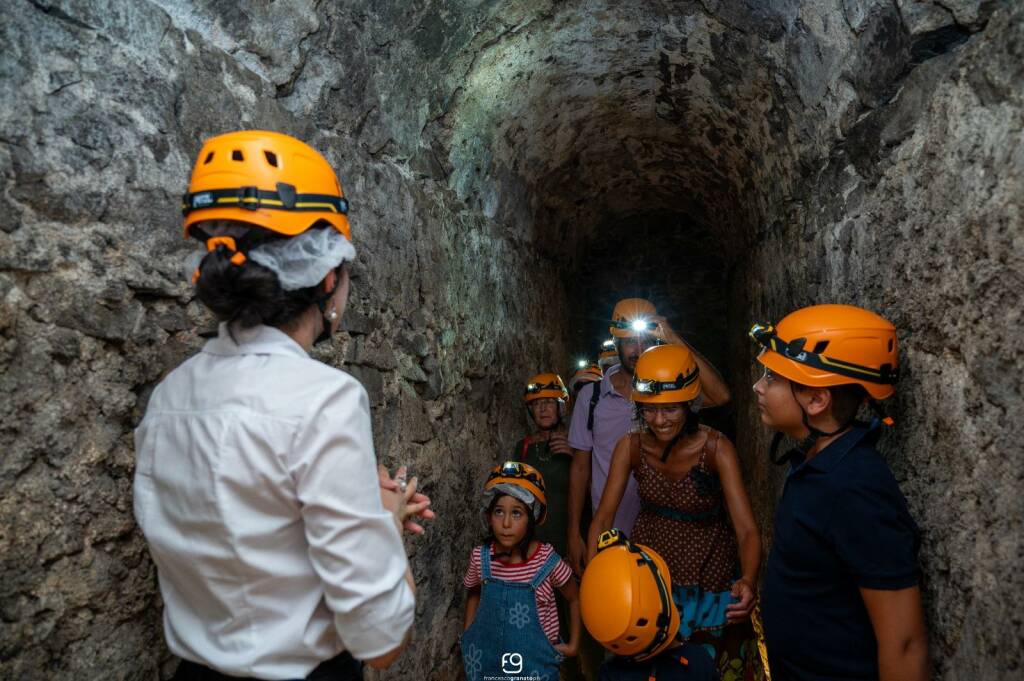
left=194, top=246, right=319, bottom=329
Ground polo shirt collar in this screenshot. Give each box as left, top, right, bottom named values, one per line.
left=601, top=364, right=627, bottom=398
left=202, top=322, right=310, bottom=360
left=792, top=421, right=881, bottom=475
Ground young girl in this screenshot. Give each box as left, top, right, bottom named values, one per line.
left=462, top=462, right=580, bottom=681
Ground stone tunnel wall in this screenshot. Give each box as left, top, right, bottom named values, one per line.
left=728, top=5, right=1024, bottom=678
left=2, top=0, right=1023, bottom=679
left=1, top=2, right=572, bottom=678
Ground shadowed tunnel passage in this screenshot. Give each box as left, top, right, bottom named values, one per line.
left=1, top=1, right=1022, bottom=679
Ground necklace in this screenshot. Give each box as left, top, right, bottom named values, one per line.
left=536, top=439, right=552, bottom=462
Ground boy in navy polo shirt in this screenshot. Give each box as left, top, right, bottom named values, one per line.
left=749, top=304, right=928, bottom=681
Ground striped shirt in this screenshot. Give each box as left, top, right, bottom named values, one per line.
left=463, top=542, right=573, bottom=643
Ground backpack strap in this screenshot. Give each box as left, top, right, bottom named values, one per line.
left=587, top=381, right=602, bottom=431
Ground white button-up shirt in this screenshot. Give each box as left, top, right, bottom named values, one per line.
left=133, top=324, right=413, bottom=679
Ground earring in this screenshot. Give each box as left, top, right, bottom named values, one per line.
left=326, top=308, right=339, bottom=322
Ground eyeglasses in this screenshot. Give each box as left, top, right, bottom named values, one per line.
left=759, top=367, right=778, bottom=384
left=639, top=404, right=685, bottom=419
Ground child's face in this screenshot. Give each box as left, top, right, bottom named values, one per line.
left=752, top=366, right=805, bottom=434
left=490, top=495, right=530, bottom=550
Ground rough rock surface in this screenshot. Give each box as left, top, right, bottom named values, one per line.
left=1, top=0, right=1021, bottom=679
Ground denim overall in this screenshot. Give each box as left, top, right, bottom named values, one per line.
left=461, top=547, right=565, bottom=681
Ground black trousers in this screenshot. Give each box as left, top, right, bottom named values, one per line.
left=172, top=651, right=362, bottom=681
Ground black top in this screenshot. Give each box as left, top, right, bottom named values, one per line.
left=762, top=422, right=921, bottom=681
left=598, top=644, right=715, bottom=681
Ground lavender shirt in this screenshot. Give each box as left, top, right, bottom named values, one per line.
left=568, top=365, right=641, bottom=534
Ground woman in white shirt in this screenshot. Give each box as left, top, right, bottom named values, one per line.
left=134, top=130, right=431, bottom=681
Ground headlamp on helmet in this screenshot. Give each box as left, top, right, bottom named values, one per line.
left=524, top=381, right=564, bottom=395
left=631, top=369, right=698, bottom=396
left=611, top=318, right=658, bottom=333
left=634, top=379, right=655, bottom=394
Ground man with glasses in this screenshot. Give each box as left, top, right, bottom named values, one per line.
left=565, top=298, right=730, bottom=576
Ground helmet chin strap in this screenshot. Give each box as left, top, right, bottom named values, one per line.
left=769, top=383, right=847, bottom=466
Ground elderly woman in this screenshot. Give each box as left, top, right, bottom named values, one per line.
left=587, top=344, right=761, bottom=679
left=134, top=131, right=432, bottom=681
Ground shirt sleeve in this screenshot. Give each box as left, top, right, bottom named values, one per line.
left=826, top=458, right=921, bottom=590
left=290, top=375, right=414, bottom=661
left=463, top=546, right=482, bottom=589
left=567, top=382, right=595, bottom=451
left=549, top=557, right=573, bottom=589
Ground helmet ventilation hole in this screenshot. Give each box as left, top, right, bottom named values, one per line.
left=888, top=339, right=894, bottom=351
left=611, top=644, right=619, bottom=650
left=636, top=618, right=648, bottom=626
left=626, top=635, right=638, bottom=642
left=203, top=151, right=214, bottom=164
left=813, top=340, right=830, bottom=353
left=231, top=150, right=244, bottom=161
left=264, top=150, right=278, bottom=167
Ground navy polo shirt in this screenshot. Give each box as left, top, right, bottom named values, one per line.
left=761, top=423, right=920, bottom=681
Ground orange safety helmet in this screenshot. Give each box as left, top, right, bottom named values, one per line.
left=581, top=529, right=680, bottom=661
left=632, top=344, right=701, bottom=404
left=523, top=373, right=569, bottom=403
left=569, top=365, right=603, bottom=393
left=182, top=130, right=351, bottom=240
left=484, top=461, right=548, bottom=525
left=750, top=304, right=898, bottom=401
left=609, top=298, right=659, bottom=338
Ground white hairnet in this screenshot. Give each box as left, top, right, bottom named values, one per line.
left=249, top=227, right=355, bottom=290
left=184, top=222, right=356, bottom=291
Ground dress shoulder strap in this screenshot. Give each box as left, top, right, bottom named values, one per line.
left=698, top=428, right=720, bottom=470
